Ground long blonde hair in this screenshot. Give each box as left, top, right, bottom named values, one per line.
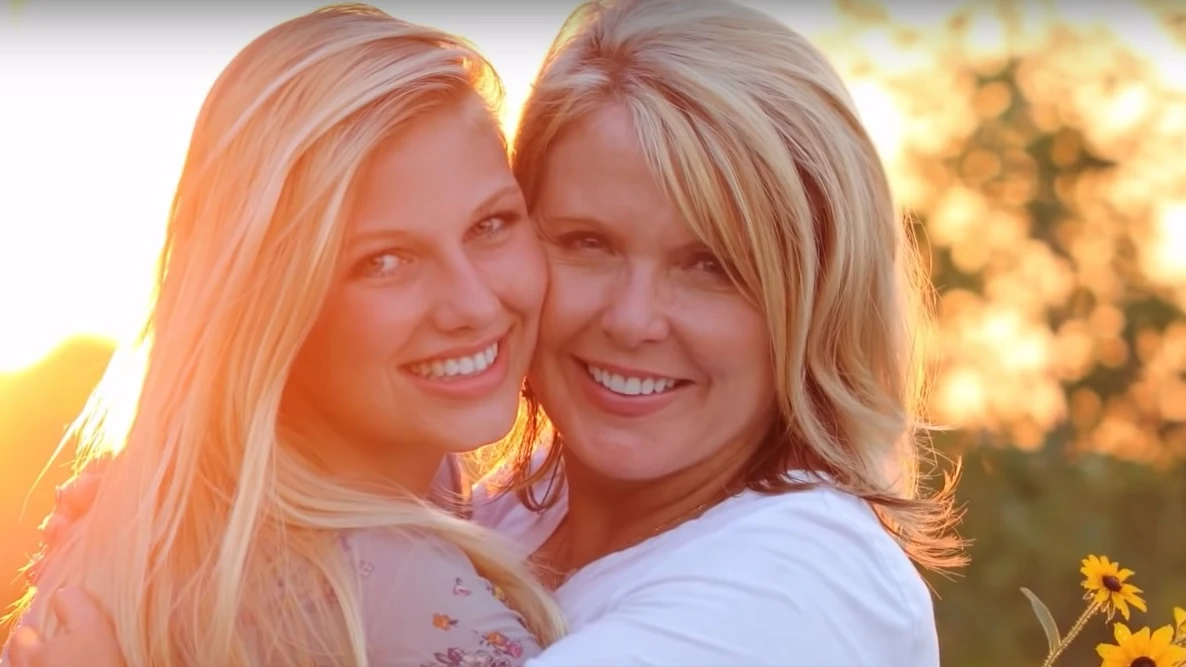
left=15, top=5, right=563, bottom=664
left=507, top=0, right=965, bottom=572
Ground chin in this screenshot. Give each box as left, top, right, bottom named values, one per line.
left=440, top=401, right=521, bottom=452
left=565, top=430, right=670, bottom=482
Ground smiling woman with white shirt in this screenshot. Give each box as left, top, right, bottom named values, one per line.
left=486, top=0, right=967, bottom=663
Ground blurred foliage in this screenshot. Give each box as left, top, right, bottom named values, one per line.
left=2, top=2, right=1185, bottom=665
left=814, top=2, right=1186, bottom=665
left=930, top=436, right=1186, bottom=665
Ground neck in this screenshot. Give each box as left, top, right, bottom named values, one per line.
left=557, top=438, right=758, bottom=573
left=283, top=407, right=443, bottom=499
left=327, top=441, right=444, bottom=499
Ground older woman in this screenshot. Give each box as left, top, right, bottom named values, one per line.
left=11, top=0, right=964, bottom=665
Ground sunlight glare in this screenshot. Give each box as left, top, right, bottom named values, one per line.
left=1147, top=202, right=1186, bottom=284
left=0, top=3, right=573, bottom=374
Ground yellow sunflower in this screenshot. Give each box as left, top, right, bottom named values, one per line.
left=1096, top=623, right=1186, bottom=667
left=1174, top=607, right=1185, bottom=642
left=1081, top=555, right=1147, bottom=620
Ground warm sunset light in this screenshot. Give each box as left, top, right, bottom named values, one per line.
left=3, top=4, right=1184, bottom=666
left=1, top=2, right=1182, bottom=438
left=0, top=3, right=874, bottom=375
left=0, top=3, right=575, bottom=373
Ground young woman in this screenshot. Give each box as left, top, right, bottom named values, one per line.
left=4, top=5, right=565, bottom=666
left=10, top=0, right=966, bottom=665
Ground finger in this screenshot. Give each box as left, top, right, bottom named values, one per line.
left=41, top=515, right=69, bottom=548
left=48, top=588, right=109, bottom=634
left=61, top=472, right=101, bottom=518
left=28, top=634, right=123, bottom=667
left=7, top=626, right=44, bottom=667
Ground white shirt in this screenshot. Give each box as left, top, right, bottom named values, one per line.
left=473, top=471, right=940, bottom=667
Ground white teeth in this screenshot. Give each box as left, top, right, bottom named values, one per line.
left=587, top=364, right=680, bottom=396
left=411, top=343, right=498, bottom=379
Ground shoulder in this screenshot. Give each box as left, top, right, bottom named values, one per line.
left=579, top=486, right=938, bottom=664
left=470, top=449, right=566, bottom=556
left=677, top=483, right=916, bottom=568
left=337, top=528, right=542, bottom=666
left=676, top=486, right=930, bottom=610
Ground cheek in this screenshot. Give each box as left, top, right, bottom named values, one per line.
left=295, top=287, right=419, bottom=386
left=539, top=260, right=607, bottom=347
left=477, top=231, right=548, bottom=321
left=689, top=298, right=774, bottom=395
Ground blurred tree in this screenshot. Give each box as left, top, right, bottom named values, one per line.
left=821, top=4, right=1186, bottom=665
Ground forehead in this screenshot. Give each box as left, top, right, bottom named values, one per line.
left=535, top=105, right=694, bottom=245
left=349, top=97, right=514, bottom=236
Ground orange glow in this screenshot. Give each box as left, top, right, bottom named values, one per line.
left=1147, top=202, right=1186, bottom=284
left=0, top=1, right=1182, bottom=466
left=936, top=365, right=987, bottom=424
left=0, top=3, right=564, bottom=374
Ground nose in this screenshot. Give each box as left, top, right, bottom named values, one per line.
left=601, top=265, right=670, bottom=348
left=432, top=253, right=502, bottom=333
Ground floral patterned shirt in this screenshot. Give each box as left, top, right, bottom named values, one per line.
left=334, top=528, right=540, bottom=667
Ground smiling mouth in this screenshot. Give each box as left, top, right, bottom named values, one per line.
left=408, top=341, right=500, bottom=380
left=583, top=362, right=689, bottom=397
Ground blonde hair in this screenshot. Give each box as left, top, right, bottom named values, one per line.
left=506, top=0, right=965, bottom=571
left=14, top=5, right=563, bottom=665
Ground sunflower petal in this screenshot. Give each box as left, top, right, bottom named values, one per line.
left=1174, top=606, right=1185, bottom=631
left=1116, top=597, right=1131, bottom=620
left=1114, top=622, right=1133, bottom=643
left=1117, top=568, right=1134, bottom=581
left=1096, top=643, right=1117, bottom=660
left=1129, top=595, right=1148, bottom=613
left=1150, top=624, right=1174, bottom=647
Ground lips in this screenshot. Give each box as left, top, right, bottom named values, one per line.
left=408, top=341, right=499, bottom=380
left=584, top=363, right=683, bottom=396
left=401, top=336, right=514, bottom=401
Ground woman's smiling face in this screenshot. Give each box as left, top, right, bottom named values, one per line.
left=286, top=98, right=547, bottom=476
left=528, top=105, right=777, bottom=482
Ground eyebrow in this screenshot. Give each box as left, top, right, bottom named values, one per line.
left=538, top=214, right=610, bottom=229
left=345, top=182, right=524, bottom=248
left=469, top=182, right=525, bottom=219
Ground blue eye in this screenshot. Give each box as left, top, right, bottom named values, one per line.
left=357, top=251, right=409, bottom=279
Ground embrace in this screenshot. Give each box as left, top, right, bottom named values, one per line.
left=3, top=1, right=965, bottom=665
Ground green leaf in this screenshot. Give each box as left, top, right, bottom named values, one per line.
left=1021, top=587, right=1061, bottom=654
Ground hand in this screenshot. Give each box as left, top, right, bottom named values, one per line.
left=27, top=463, right=106, bottom=584
left=6, top=588, right=125, bottom=667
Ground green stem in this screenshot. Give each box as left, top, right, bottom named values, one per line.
left=1040, top=602, right=1100, bottom=667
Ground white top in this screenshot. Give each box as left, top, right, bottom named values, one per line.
left=472, top=469, right=940, bottom=667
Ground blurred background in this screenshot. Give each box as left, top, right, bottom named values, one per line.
left=1, top=1, right=1183, bottom=665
